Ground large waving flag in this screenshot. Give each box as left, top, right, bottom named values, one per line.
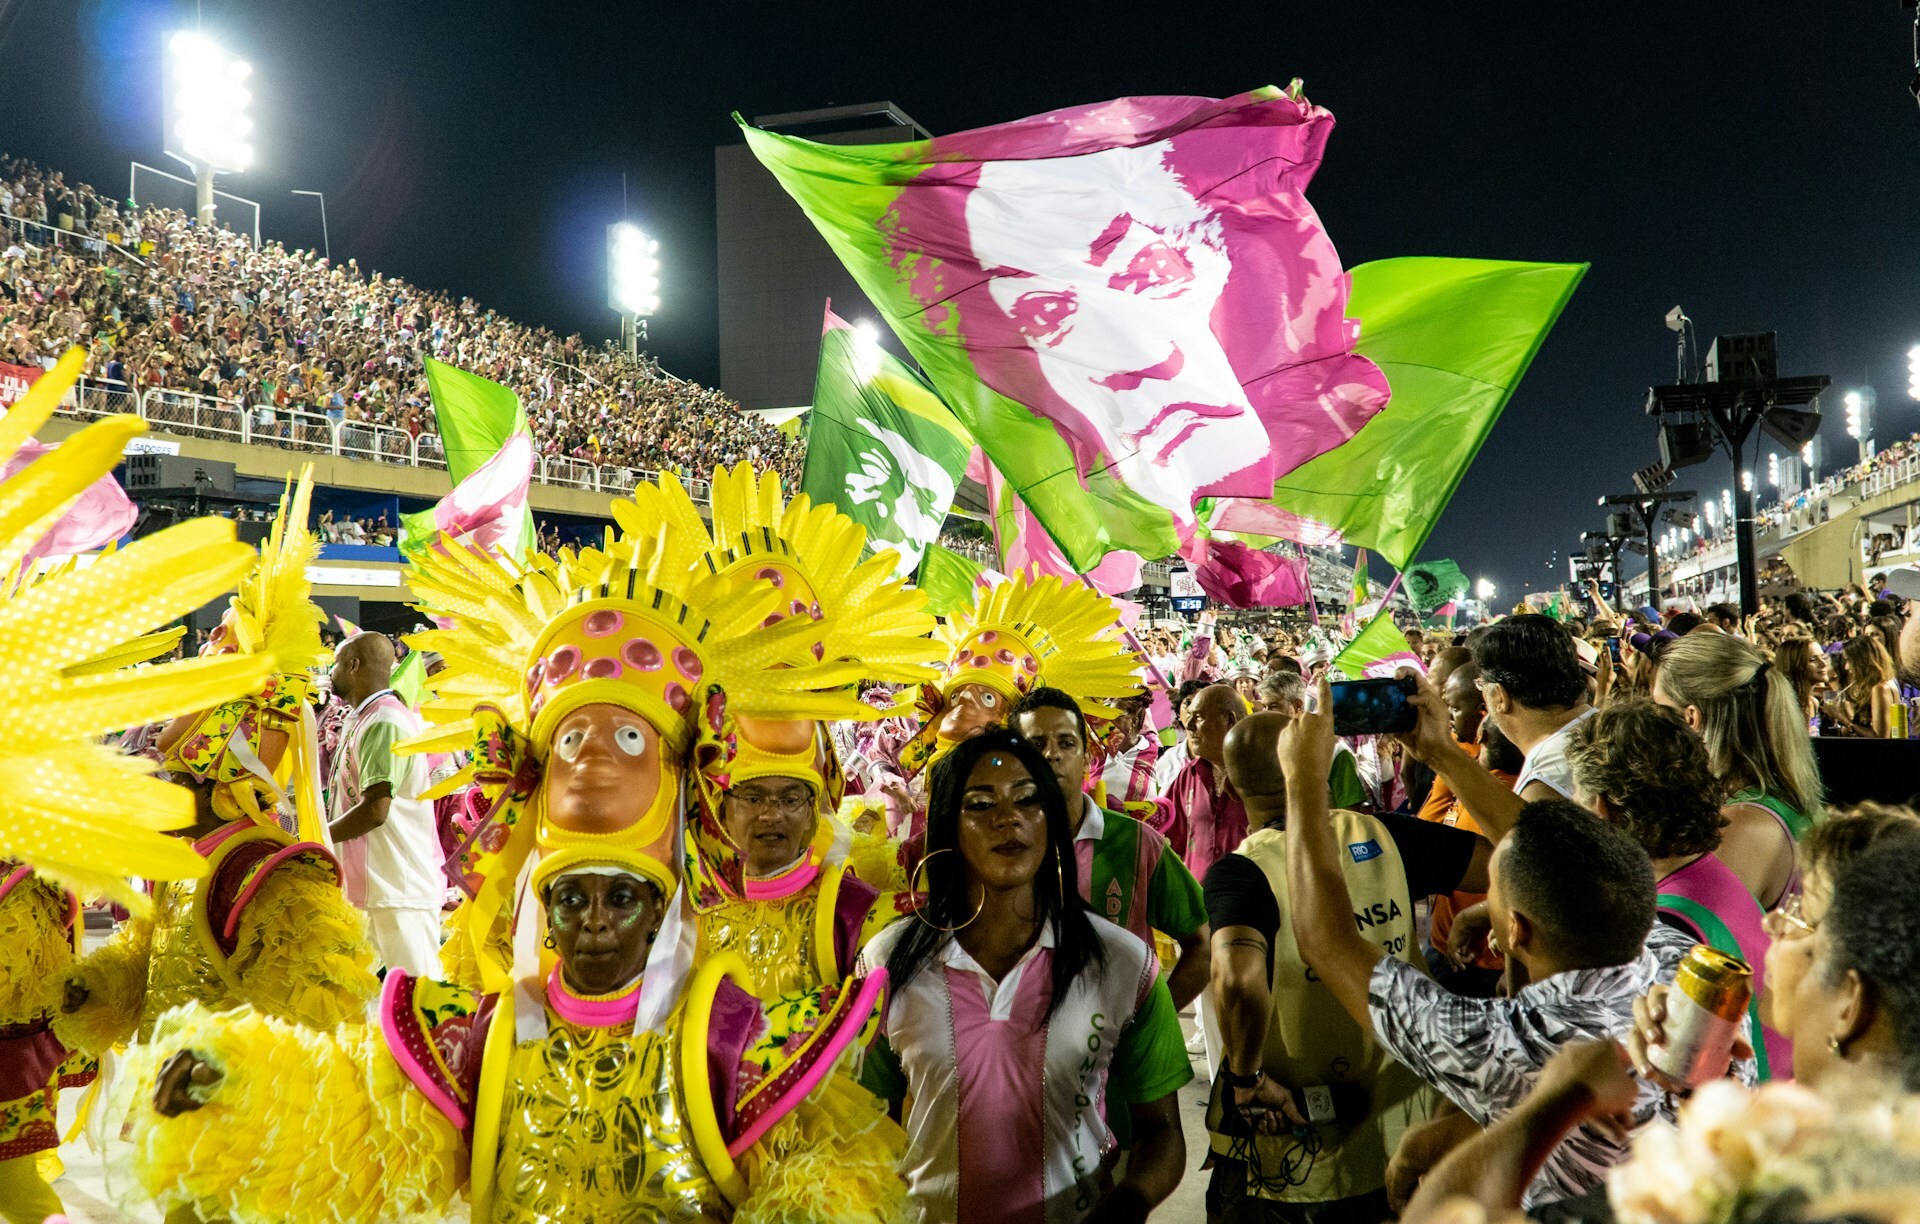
left=916, top=541, right=989, bottom=617
left=801, top=306, right=971, bottom=576
left=744, top=86, right=1390, bottom=572
left=1260, top=258, right=1586, bottom=568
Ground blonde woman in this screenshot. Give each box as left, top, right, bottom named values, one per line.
left=1835, top=634, right=1902, bottom=739
left=1653, top=631, right=1825, bottom=909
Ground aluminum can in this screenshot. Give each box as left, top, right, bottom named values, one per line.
left=1650, top=944, right=1752, bottom=1087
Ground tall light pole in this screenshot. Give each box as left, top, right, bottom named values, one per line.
left=163, top=32, right=253, bottom=227
left=607, top=222, right=660, bottom=356
left=292, top=189, right=329, bottom=262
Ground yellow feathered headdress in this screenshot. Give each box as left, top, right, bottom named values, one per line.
left=158, top=467, right=330, bottom=842
left=0, top=350, right=273, bottom=910
left=620, top=463, right=942, bottom=906
left=402, top=477, right=884, bottom=993
left=899, top=570, right=1144, bottom=778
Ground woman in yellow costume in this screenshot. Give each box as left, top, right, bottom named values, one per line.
left=0, top=350, right=287, bottom=1224
left=60, top=467, right=379, bottom=1055
left=108, top=503, right=910, bottom=1223
left=611, top=463, right=941, bottom=1000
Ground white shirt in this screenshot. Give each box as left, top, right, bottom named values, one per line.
left=331, top=690, right=443, bottom=909
left=1512, top=709, right=1597, bottom=799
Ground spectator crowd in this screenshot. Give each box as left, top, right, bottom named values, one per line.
left=0, top=153, right=803, bottom=486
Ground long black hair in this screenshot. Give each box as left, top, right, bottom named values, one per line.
left=886, top=729, right=1104, bottom=1019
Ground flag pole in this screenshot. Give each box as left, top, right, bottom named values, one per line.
left=1295, top=542, right=1322, bottom=626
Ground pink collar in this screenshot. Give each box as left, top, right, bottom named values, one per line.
left=545, top=965, right=643, bottom=1029
left=742, top=854, right=820, bottom=902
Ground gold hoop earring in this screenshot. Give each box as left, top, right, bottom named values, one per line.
left=909, top=847, right=984, bottom=934
left=542, top=930, right=556, bottom=949
left=1057, top=848, right=1070, bottom=906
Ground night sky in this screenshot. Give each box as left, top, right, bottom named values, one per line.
left=5, top=1, right=1917, bottom=599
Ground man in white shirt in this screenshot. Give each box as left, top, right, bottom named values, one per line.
left=326, top=633, right=445, bottom=975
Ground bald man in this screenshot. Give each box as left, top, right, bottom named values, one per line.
left=328, top=633, right=444, bottom=975
left=1164, top=684, right=1250, bottom=882
left=1202, top=712, right=1489, bottom=1222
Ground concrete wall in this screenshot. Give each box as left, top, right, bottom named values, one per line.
left=714, top=128, right=916, bottom=411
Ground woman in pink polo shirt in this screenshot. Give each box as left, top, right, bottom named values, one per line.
left=861, top=730, right=1192, bottom=1224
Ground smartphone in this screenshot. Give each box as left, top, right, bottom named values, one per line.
left=1607, top=636, right=1622, bottom=664
left=1327, top=677, right=1418, bottom=737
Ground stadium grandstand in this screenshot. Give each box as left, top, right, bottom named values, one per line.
left=0, top=153, right=805, bottom=495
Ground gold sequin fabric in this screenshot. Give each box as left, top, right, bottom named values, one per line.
left=494, top=1015, right=723, bottom=1223
left=698, top=891, right=822, bottom=1000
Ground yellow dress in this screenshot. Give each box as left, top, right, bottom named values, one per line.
left=58, top=821, right=377, bottom=1056
left=116, top=957, right=907, bottom=1224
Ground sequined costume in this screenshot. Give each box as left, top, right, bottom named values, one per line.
left=0, top=349, right=288, bottom=1223
left=62, top=471, right=378, bottom=1053
left=116, top=950, right=903, bottom=1224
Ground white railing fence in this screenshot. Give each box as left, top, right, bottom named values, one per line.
left=46, top=378, right=712, bottom=504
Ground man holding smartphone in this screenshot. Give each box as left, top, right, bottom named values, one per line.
left=1203, top=711, right=1490, bottom=1222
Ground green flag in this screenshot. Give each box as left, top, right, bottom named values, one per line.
left=1332, top=611, right=1422, bottom=680
left=1350, top=549, right=1370, bottom=606
left=916, top=542, right=986, bottom=618
left=392, top=649, right=428, bottom=709
left=1403, top=558, right=1471, bottom=614
left=801, top=308, right=972, bottom=577
left=424, top=357, right=528, bottom=483
left=1268, top=258, right=1587, bottom=569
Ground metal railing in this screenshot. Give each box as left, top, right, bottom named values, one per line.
left=0, top=211, right=147, bottom=266
left=49, top=377, right=713, bottom=504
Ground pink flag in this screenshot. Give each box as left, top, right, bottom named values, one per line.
left=1206, top=498, right=1344, bottom=548
left=429, top=433, right=533, bottom=556
left=4, top=439, right=137, bottom=564
left=1181, top=536, right=1311, bottom=609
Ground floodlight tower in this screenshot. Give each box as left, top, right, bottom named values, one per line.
left=607, top=222, right=661, bottom=356
left=163, top=32, right=254, bottom=226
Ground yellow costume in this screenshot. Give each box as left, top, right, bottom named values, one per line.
left=62, top=470, right=377, bottom=1054
left=658, top=464, right=940, bottom=999
left=110, top=478, right=909, bottom=1221
left=0, top=350, right=284, bottom=1223
left=898, top=570, right=1144, bottom=779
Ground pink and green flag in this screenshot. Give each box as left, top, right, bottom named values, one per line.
left=404, top=360, right=534, bottom=560
left=1333, top=610, right=1424, bottom=680
left=1350, top=549, right=1370, bottom=607
left=915, top=541, right=988, bottom=618
left=744, top=87, right=1390, bottom=572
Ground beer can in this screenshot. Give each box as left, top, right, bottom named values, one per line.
left=1892, top=700, right=1910, bottom=741
left=1649, top=945, right=1752, bottom=1088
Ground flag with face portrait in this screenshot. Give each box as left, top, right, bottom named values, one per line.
left=744, top=87, right=1390, bottom=572
left=801, top=306, right=972, bottom=577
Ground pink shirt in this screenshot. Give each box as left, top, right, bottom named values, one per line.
left=1167, top=756, right=1247, bottom=881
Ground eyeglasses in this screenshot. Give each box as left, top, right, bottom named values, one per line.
left=728, top=790, right=812, bottom=817
left=1764, top=890, right=1817, bottom=940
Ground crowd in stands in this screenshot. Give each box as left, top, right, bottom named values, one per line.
left=0, top=154, right=803, bottom=486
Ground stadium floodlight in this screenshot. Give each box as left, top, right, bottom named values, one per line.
left=1909, top=346, right=1920, bottom=402
left=1475, top=577, right=1495, bottom=601
left=1741, top=468, right=1753, bottom=493
left=850, top=320, right=885, bottom=381
left=1768, top=453, right=1780, bottom=487
left=607, top=223, right=661, bottom=318
left=1721, top=488, right=1734, bottom=520
left=1845, top=390, right=1864, bottom=439
left=165, top=32, right=254, bottom=173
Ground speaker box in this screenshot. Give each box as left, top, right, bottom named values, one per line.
left=1761, top=406, right=1822, bottom=449
left=1608, top=511, right=1638, bottom=538
left=1659, top=420, right=1715, bottom=470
